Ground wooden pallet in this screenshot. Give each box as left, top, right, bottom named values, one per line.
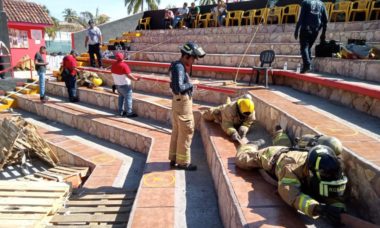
left=0, top=180, right=71, bottom=227
left=16, top=165, right=89, bottom=188
left=49, top=192, right=135, bottom=226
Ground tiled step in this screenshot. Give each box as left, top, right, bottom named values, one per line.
left=133, top=29, right=380, bottom=44
left=138, top=20, right=380, bottom=36
left=11, top=95, right=177, bottom=226
left=246, top=88, right=380, bottom=224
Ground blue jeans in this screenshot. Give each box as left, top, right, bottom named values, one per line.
left=38, top=71, right=45, bottom=97
left=117, top=84, right=132, bottom=114
left=172, top=16, right=183, bottom=28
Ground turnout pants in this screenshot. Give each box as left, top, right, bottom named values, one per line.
left=88, top=43, right=102, bottom=68
left=299, top=28, right=319, bottom=68
left=169, top=94, right=194, bottom=165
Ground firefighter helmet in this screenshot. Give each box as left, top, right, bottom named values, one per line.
left=91, top=76, right=103, bottom=87
left=237, top=98, right=255, bottom=116
left=307, top=145, right=347, bottom=198
left=180, top=42, right=206, bottom=59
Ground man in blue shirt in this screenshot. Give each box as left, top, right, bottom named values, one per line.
left=294, top=0, right=328, bottom=73
left=169, top=42, right=205, bottom=171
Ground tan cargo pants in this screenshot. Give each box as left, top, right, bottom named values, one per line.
left=169, top=94, right=194, bottom=165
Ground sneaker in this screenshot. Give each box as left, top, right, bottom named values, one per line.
left=169, top=25, right=173, bottom=29
left=176, top=163, right=197, bottom=171
left=126, top=113, right=138, bottom=118
left=40, top=96, right=49, bottom=103
left=120, top=111, right=127, bottom=117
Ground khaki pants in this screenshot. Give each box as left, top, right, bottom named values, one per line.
left=169, top=94, right=194, bottom=165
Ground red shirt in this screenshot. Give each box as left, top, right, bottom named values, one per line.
left=63, top=55, right=77, bottom=76
left=111, top=61, right=131, bottom=75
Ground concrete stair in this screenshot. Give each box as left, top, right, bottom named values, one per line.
left=138, top=20, right=380, bottom=36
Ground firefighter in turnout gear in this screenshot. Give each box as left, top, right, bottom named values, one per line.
left=168, top=42, right=205, bottom=171
left=77, top=70, right=103, bottom=89
left=202, top=94, right=256, bottom=143
left=235, top=141, right=347, bottom=225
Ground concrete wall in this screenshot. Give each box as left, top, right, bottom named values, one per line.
left=72, top=13, right=143, bottom=54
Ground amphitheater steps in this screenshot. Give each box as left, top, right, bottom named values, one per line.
left=133, top=29, right=380, bottom=44
left=138, top=21, right=380, bottom=36
left=11, top=92, right=222, bottom=227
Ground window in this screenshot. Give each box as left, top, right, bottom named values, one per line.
left=9, top=28, right=29, bottom=48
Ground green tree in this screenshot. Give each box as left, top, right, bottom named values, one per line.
left=62, top=8, right=78, bottom=23
left=124, top=0, right=161, bottom=14
left=45, top=16, right=59, bottom=40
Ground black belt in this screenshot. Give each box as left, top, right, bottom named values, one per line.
left=269, top=148, right=290, bottom=177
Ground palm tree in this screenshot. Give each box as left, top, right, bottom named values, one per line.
left=124, top=0, right=161, bottom=14
left=62, top=8, right=78, bottom=23
left=45, top=16, right=59, bottom=40
left=198, top=0, right=217, bottom=5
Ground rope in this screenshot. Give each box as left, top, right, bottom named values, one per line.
left=233, top=0, right=272, bottom=83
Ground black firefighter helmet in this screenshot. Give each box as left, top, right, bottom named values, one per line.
left=307, top=145, right=347, bottom=198
left=180, top=42, right=206, bottom=59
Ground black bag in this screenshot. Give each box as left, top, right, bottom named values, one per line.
left=315, top=40, right=341, bottom=57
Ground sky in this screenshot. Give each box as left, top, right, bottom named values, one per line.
left=29, top=0, right=179, bottom=21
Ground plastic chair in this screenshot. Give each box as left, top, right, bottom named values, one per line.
left=193, top=14, right=202, bottom=28
left=138, top=17, right=151, bottom=30
left=198, top=13, right=212, bottom=28
left=242, top=10, right=256, bottom=25
left=251, top=50, right=275, bottom=88
left=252, top=8, right=268, bottom=24
left=324, top=2, right=333, bottom=20
left=330, top=1, right=352, bottom=22
left=369, top=0, right=380, bottom=20
left=282, top=4, right=300, bottom=23
left=350, top=0, right=371, bottom=21
left=266, top=7, right=283, bottom=24
left=225, top=10, right=244, bottom=26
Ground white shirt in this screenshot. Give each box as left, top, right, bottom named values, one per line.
left=177, top=7, right=189, bottom=16
left=112, top=73, right=131, bottom=86
left=86, top=26, right=102, bottom=45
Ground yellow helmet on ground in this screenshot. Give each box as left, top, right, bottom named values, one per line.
left=237, top=98, right=254, bottom=115
left=91, top=77, right=103, bottom=87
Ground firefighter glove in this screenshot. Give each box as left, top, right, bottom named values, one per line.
left=231, top=132, right=242, bottom=142
left=316, top=204, right=344, bottom=226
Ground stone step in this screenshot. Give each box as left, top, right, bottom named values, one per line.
left=139, top=20, right=380, bottom=36
left=45, top=81, right=218, bottom=129
left=132, top=29, right=380, bottom=44
left=131, top=42, right=380, bottom=56
left=13, top=94, right=154, bottom=154
left=126, top=51, right=380, bottom=82
left=9, top=110, right=145, bottom=191
left=76, top=67, right=380, bottom=118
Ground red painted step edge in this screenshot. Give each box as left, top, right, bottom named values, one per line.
left=80, top=60, right=380, bottom=100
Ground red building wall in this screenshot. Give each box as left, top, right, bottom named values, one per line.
left=8, top=23, right=47, bottom=67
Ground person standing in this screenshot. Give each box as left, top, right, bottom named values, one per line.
left=34, top=46, right=49, bottom=102
left=85, top=19, right=103, bottom=68
left=169, top=42, right=205, bottom=171
left=111, top=52, right=140, bottom=118
left=294, top=0, right=328, bottom=73
left=62, top=50, right=79, bottom=102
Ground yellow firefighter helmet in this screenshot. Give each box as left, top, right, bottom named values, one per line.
left=237, top=98, right=255, bottom=115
